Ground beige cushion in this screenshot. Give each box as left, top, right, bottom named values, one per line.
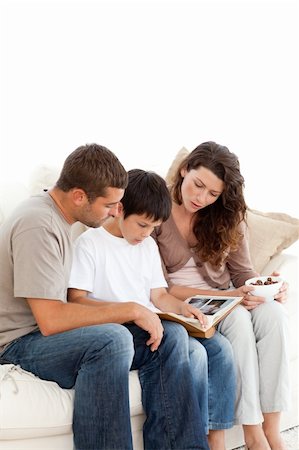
left=165, top=147, right=190, bottom=186
left=247, top=209, right=299, bottom=272
left=0, top=364, right=74, bottom=439
left=0, top=365, right=143, bottom=440
left=165, top=147, right=299, bottom=273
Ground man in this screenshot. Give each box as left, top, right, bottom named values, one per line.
left=0, top=144, right=209, bottom=450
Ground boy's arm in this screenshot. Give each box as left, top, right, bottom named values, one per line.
left=68, top=288, right=115, bottom=306
left=151, top=288, right=208, bottom=328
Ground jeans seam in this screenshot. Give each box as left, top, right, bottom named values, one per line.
left=158, top=348, right=175, bottom=449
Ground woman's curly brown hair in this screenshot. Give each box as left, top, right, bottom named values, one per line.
left=171, top=141, right=247, bottom=267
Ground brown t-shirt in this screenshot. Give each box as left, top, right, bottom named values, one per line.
left=0, top=192, right=72, bottom=351
left=152, top=214, right=258, bottom=290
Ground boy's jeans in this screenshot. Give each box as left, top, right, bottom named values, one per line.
left=190, top=331, right=236, bottom=431
left=1, top=321, right=209, bottom=450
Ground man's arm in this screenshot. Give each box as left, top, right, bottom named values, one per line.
left=27, top=289, right=164, bottom=351
left=27, top=297, right=140, bottom=335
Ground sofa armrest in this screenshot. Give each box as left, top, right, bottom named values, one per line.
left=261, top=242, right=298, bottom=291
left=261, top=244, right=298, bottom=362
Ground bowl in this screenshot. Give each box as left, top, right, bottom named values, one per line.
left=245, top=276, right=283, bottom=302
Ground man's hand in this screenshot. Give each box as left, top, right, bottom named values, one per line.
left=133, top=304, right=164, bottom=351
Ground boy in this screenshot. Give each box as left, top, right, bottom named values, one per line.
left=68, top=169, right=207, bottom=321
left=68, top=169, right=214, bottom=446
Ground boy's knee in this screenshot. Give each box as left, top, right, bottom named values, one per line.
left=162, top=321, right=189, bottom=341
left=161, top=322, right=190, bottom=358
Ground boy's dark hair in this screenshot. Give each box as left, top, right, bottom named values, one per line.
left=56, top=143, right=128, bottom=202
left=122, top=169, right=171, bottom=222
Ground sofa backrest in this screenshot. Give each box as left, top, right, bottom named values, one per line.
left=1, top=166, right=298, bottom=274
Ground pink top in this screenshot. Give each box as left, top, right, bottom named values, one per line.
left=152, top=213, right=258, bottom=289
left=168, top=257, right=215, bottom=289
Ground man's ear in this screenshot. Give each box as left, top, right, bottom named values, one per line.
left=116, top=202, right=124, bottom=217
left=71, top=188, right=87, bottom=206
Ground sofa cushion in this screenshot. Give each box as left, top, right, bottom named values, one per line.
left=165, top=146, right=190, bottom=186
left=0, top=364, right=143, bottom=440
left=0, top=364, right=74, bottom=439
left=165, top=148, right=299, bottom=273
left=246, top=209, right=299, bottom=273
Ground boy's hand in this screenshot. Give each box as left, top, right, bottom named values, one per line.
left=133, top=305, right=164, bottom=351
left=179, top=303, right=209, bottom=329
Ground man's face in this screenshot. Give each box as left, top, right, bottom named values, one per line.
left=118, top=213, right=162, bottom=245
left=78, top=187, right=124, bottom=228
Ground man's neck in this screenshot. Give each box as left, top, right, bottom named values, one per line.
left=48, top=188, right=74, bottom=225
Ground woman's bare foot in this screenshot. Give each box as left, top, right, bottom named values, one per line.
left=208, top=429, right=226, bottom=450
left=243, top=424, right=271, bottom=450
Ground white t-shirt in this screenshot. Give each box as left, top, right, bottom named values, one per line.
left=69, top=227, right=167, bottom=312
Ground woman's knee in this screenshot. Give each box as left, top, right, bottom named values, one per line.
left=218, top=305, right=253, bottom=337
left=251, top=301, right=288, bottom=335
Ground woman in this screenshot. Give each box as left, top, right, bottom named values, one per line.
left=153, top=141, right=289, bottom=450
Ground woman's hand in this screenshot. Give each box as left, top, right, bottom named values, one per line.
left=271, top=271, right=288, bottom=304
left=179, top=302, right=209, bottom=329
left=232, top=271, right=288, bottom=310
left=230, top=285, right=265, bottom=310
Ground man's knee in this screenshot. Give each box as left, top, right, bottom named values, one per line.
left=80, top=324, right=134, bottom=360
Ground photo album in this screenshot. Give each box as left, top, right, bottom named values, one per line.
left=159, top=294, right=243, bottom=338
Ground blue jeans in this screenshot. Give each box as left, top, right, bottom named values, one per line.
left=1, top=321, right=209, bottom=450
left=189, top=331, right=236, bottom=433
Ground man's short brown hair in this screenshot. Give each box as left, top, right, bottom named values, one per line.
left=56, top=143, right=128, bottom=201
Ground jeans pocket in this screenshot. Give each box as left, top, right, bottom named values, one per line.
left=0, top=336, right=23, bottom=362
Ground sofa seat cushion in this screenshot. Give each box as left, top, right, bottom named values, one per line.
left=0, top=365, right=74, bottom=439
left=0, top=365, right=143, bottom=440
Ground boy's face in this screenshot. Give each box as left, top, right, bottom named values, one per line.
left=119, top=213, right=162, bottom=245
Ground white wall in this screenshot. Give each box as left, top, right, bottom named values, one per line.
left=0, top=0, right=298, bottom=216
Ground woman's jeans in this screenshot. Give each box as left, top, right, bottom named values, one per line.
left=189, top=331, right=236, bottom=433
left=1, top=321, right=209, bottom=450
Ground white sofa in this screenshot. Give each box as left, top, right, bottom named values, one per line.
left=0, top=171, right=298, bottom=450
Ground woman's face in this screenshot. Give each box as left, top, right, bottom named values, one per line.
left=180, top=166, right=224, bottom=213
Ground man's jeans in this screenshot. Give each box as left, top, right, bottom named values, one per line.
left=1, top=321, right=209, bottom=450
